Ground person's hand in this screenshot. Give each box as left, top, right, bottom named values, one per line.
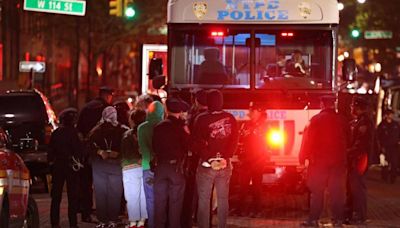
left=108, top=150, right=119, bottom=159
left=97, top=150, right=108, bottom=160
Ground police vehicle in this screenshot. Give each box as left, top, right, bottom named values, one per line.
left=148, top=0, right=343, bottom=190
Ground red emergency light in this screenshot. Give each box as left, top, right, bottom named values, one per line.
left=266, top=128, right=285, bottom=149
left=281, top=32, right=294, bottom=37
left=211, top=31, right=225, bottom=37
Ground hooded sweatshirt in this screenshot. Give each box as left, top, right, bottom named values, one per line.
left=137, top=101, right=164, bottom=171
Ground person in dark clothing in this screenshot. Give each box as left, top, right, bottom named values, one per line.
left=48, top=108, right=84, bottom=228
left=345, top=97, right=374, bottom=225
left=114, top=100, right=131, bottom=127
left=299, top=96, right=350, bottom=227
left=377, top=109, right=400, bottom=184
left=76, top=86, right=114, bottom=223
left=192, top=89, right=238, bottom=228
left=238, top=102, right=269, bottom=217
left=153, top=98, right=190, bottom=228
left=182, top=90, right=208, bottom=228
left=89, top=106, right=128, bottom=228
left=198, top=48, right=229, bottom=85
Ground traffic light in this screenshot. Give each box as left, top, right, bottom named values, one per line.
left=109, top=0, right=122, bottom=16
left=351, top=29, right=361, bottom=38
left=124, top=0, right=136, bottom=19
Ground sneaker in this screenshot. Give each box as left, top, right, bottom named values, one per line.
left=95, top=223, right=107, bottom=228
left=331, top=220, right=343, bottom=227
left=300, top=220, right=319, bottom=227
left=126, top=221, right=137, bottom=228
left=107, top=221, right=118, bottom=228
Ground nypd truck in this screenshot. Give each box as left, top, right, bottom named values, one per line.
left=159, top=0, right=340, bottom=189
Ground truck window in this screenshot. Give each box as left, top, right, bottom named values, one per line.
left=170, top=29, right=250, bottom=88
left=255, top=30, right=333, bottom=90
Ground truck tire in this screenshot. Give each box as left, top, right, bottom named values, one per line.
left=24, top=196, right=39, bottom=228
left=0, top=196, right=9, bottom=228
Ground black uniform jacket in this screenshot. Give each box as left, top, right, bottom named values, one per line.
left=300, top=108, right=350, bottom=167
left=152, top=116, right=189, bottom=162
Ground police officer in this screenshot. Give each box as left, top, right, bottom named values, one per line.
left=77, top=86, right=114, bottom=223
left=299, top=96, right=350, bottom=227
left=48, top=108, right=83, bottom=228
left=152, top=98, right=190, bottom=228
left=238, top=102, right=269, bottom=217
left=192, top=89, right=238, bottom=228
left=182, top=89, right=208, bottom=228
left=345, top=97, right=374, bottom=225
left=377, top=109, right=400, bottom=184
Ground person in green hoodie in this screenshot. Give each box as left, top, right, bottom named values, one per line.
left=137, top=100, right=164, bottom=228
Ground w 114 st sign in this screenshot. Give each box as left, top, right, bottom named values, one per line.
left=24, top=0, right=86, bottom=16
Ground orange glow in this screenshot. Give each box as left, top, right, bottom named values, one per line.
left=266, top=129, right=285, bottom=149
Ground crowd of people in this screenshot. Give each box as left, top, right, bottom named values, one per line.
left=47, top=86, right=399, bottom=228
left=47, top=87, right=238, bottom=228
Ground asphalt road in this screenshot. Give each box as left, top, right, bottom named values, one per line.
left=33, top=166, right=400, bottom=228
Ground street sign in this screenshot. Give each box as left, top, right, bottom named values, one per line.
left=19, top=61, right=46, bottom=73
left=364, top=30, right=393, bottom=40
left=24, top=0, right=86, bottom=16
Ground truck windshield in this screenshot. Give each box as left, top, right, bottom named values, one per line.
left=169, top=26, right=334, bottom=90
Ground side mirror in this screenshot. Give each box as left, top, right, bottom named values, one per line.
left=149, top=58, right=163, bottom=80
left=342, top=58, right=357, bottom=81
left=152, top=75, right=166, bottom=90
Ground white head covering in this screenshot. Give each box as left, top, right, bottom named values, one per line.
left=101, top=106, right=119, bottom=126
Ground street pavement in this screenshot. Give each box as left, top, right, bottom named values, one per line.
left=33, top=166, right=400, bottom=228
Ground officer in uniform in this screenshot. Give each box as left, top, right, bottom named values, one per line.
left=299, top=96, right=350, bottom=227
left=152, top=98, right=190, bottom=228
left=237, top=102, right=268, bottom=217
left=48, top=108, right=83, bottom=228
left=377, top=109, right=400, bottom=183
left=345, top=97, right=374, bottom=225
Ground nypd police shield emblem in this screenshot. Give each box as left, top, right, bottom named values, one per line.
left=193, top=2, right=207, bottom=19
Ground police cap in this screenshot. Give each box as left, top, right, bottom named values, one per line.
left=166, top=98, right=190, bottom=113
left=59, top=108, right=78, bottom=125
left=352, top=96, right=369, bottom=108
left=249, top=101, right=265, bottom=112
left=99, top=86, right=114, bottom=95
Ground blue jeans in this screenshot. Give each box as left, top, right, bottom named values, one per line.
left=196, top=165, right=232, bottom=228
left=92, top=159, right=123, bottom=223
left=143, top=169, right=155, bottom=228
left=154, top=163, right=186, bottom=228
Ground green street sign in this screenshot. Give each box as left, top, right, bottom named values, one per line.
left=24, top=0, right=86, bottom=16
left=364, top=30, right=393, bottom=40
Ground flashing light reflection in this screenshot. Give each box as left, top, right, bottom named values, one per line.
left=281, top=32, right=294, bottom=37
left=211, top=31, right=225, bottom=37
left=266, top=129, right=285, bottom=149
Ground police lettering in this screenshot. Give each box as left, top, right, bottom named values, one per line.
left=218, top=0, right=288, bottom=21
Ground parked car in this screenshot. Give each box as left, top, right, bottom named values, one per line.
left=0, top=89, right=57, bottom=191
left=0, top=127, right=39, bottom=228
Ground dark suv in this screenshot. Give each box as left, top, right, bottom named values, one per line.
left=0, top=89, right=57, bottom=187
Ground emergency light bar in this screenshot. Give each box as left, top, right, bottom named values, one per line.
left=211, top=31, right=225, bottom=37
left=281, top=32, right=294, bottom=37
